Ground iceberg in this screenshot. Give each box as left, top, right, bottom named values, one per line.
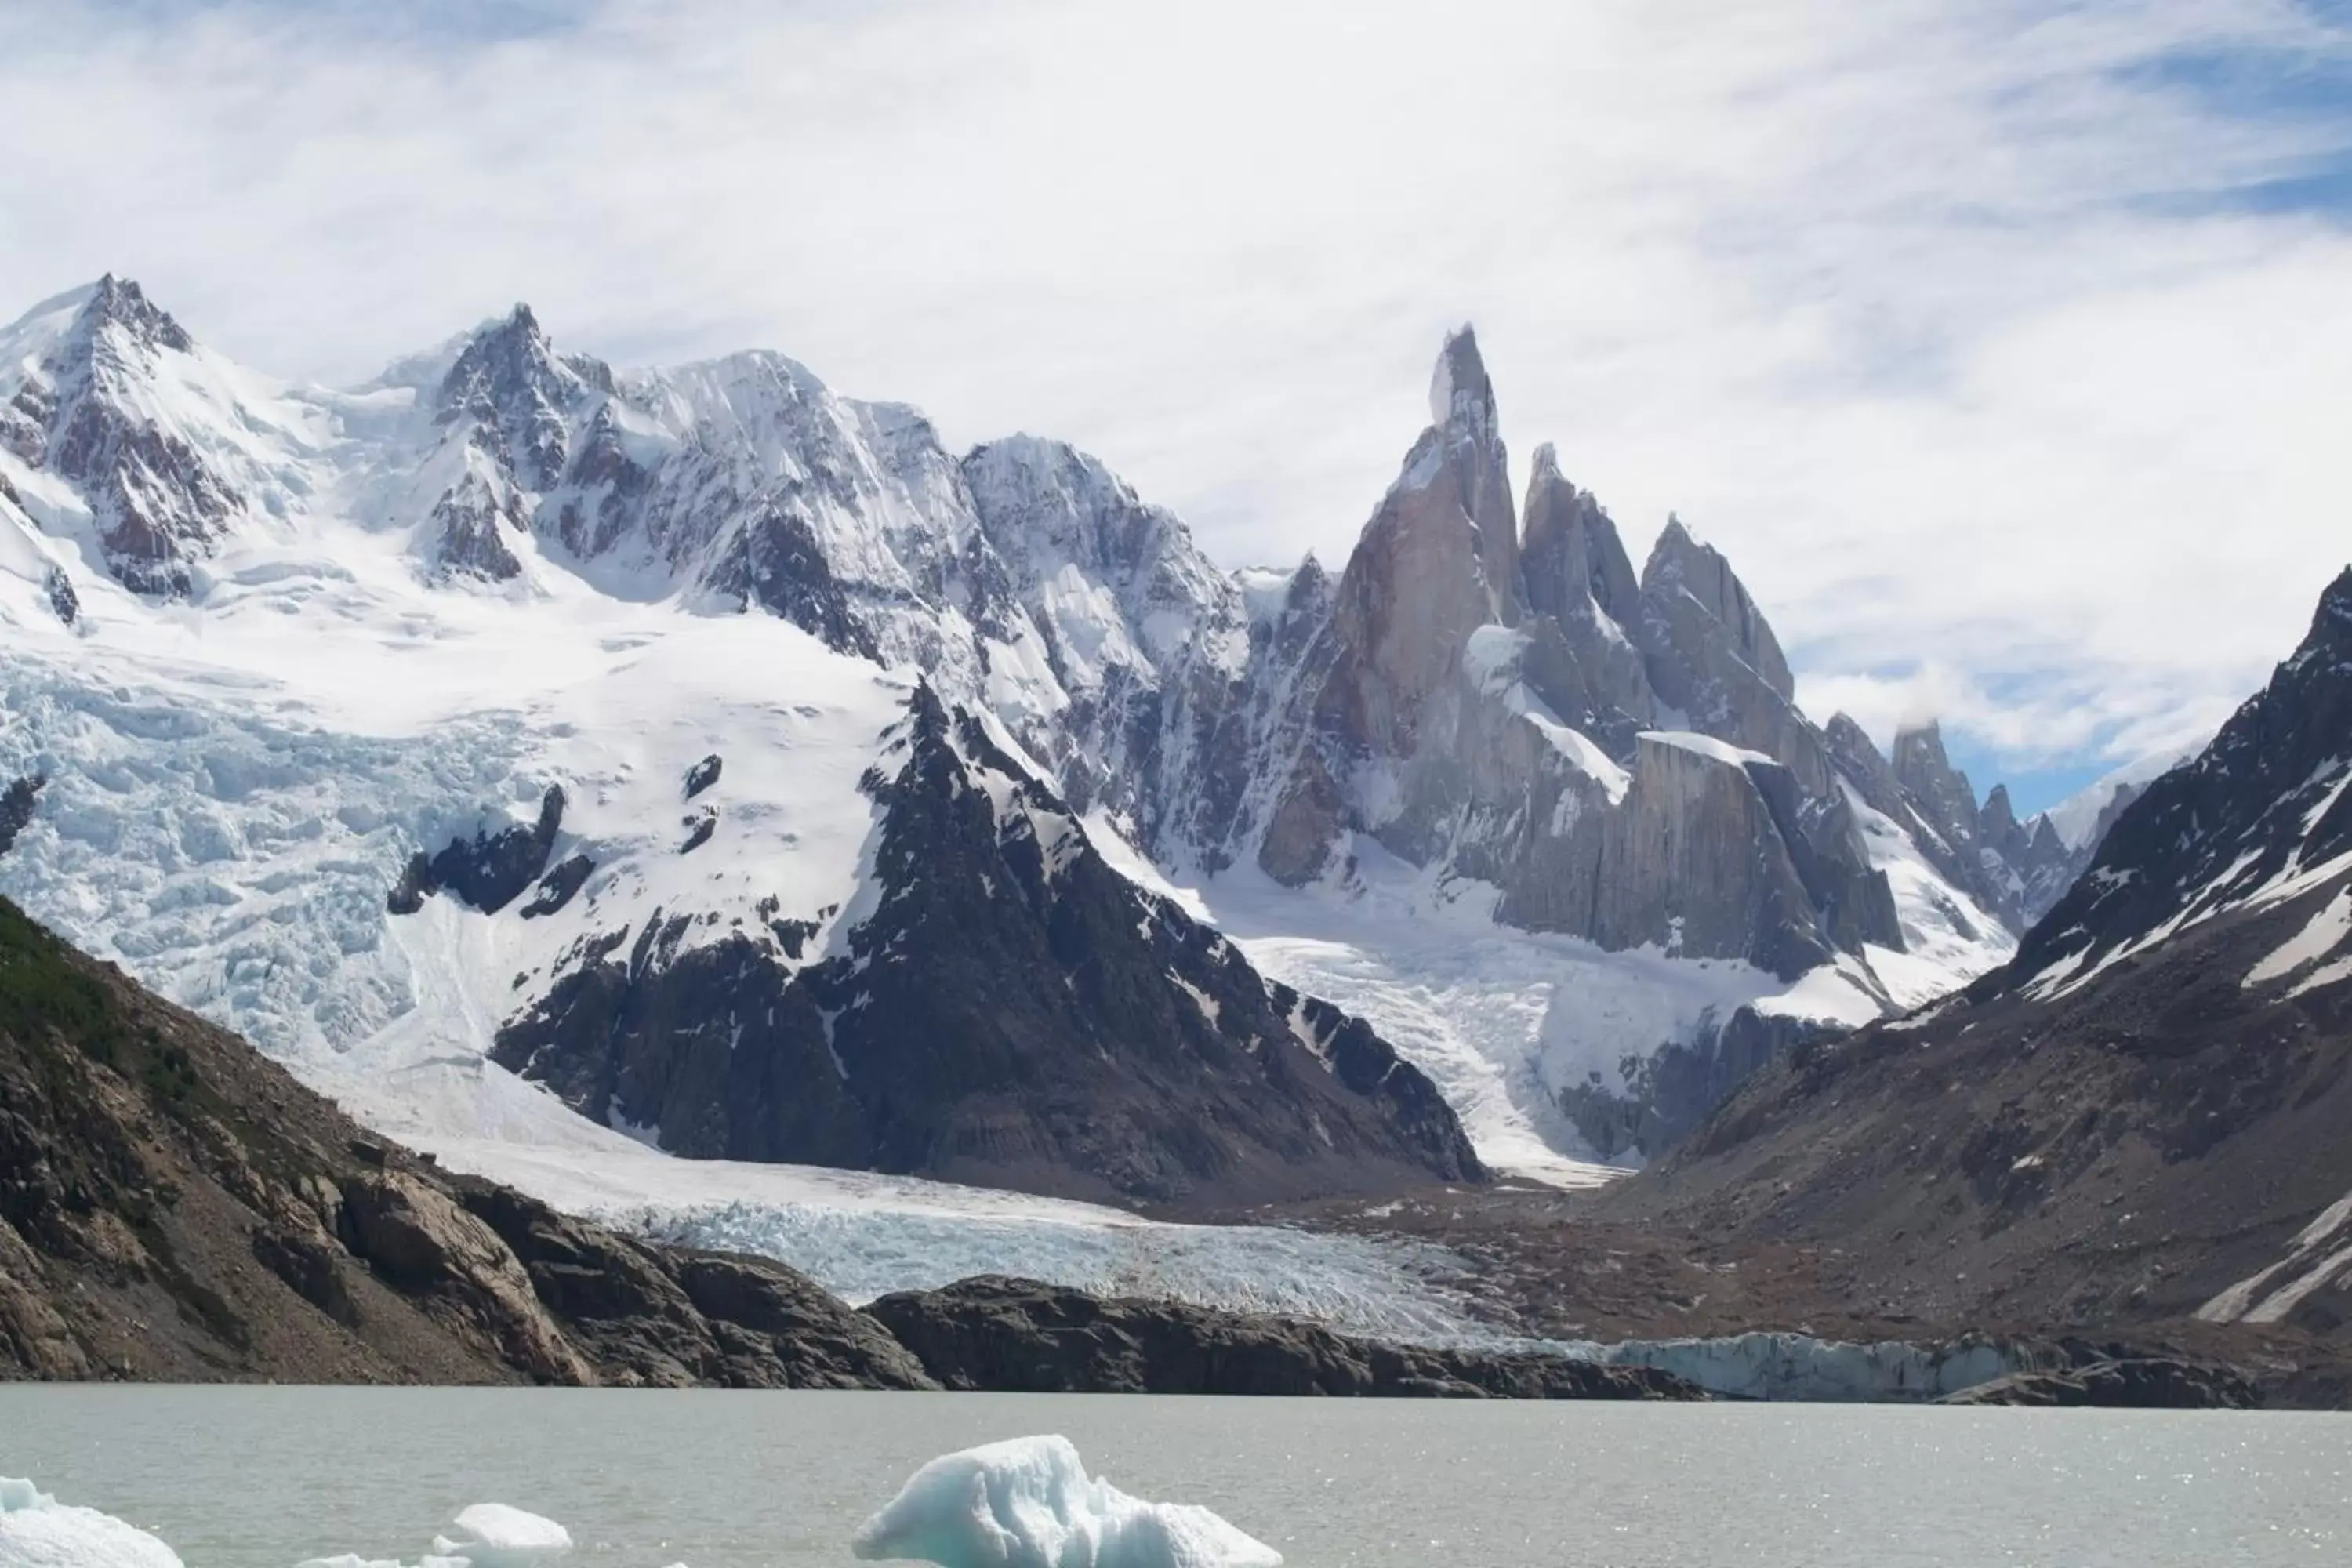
left=0, top=1478, right=183, bottom=1568
left=851, top=1436, right=1279, bottom=1568
left=296, top=1503, right=572, bottom=1568
left=431, top=1505, right=572, bottom=1568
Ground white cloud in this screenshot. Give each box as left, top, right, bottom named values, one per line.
left=2, top=0, right=2347, bottom=785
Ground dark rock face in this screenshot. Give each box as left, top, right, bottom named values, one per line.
left=449, top=1181, right=935, bottom=1389
left=2016, top=567, right=2352, bottom=986
left=518, top=854, right=593, bottom=920
left=0, top=891, right=934, bottom=1386
left=863, top=1276, right=1701, bottom=1399
left=1564, top=1004, right=1848, bottom=1163
left=1883, top=720, right=2087, bottom=934
left=495, top=923, right=872, bottom=1169
left=705, top=507, right=881, bottom=658
left=495, top=685, right=1485, bottom=1204
left=425, top=469, right=528, bottom=582
left=684, top=753, right=723, bottom=799
left=434, top=305, right=595, bottom=494
left=0, top=773, right=41, bottom=856
left=42, top=565, right=77, bottom=626
left=1943, top=1355, right=2258, bottom=1409
left=389, top=786, right=567, bottom=916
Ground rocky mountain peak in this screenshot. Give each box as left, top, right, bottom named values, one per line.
left=2012, top=564, right=2352, bottom=988
left=74, top=274, right=194, bottom=358
left=1428, top=324, right=1498, bottom=442
left=1981, top=782, right=2019, bottom=839
left=2304, top=564, right=2352, bottom=660
left=0, top=275, right=241, bottom=597
left=1519, top=444, right=1639, bottom=629
left=436, top=303, right=606, bottom=491
left=1892, top=719, right=1984, bottom=861
left=1823, top=711, right=1880, bottom=764
left=1402, top=325, right=1515, bottom=626
left=1892, top=720, right=1973, bottom=808
left=1639, top=517, right=1795, bottom=702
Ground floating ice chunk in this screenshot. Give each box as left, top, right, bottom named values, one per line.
left=430, top=1506, right=572, bottom=1568
left=851, top=1436, right=1279, bottom=1568
left=297, top=1504, right=568, bottom=1568
left=0, top=1477, right=183, bottom=1568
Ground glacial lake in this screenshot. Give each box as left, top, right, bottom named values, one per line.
left=3, top=1388, right=2347, bottom=1566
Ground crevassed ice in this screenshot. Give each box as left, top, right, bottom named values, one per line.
left=630, top=1198, right=1482, bottom=1341
left=851, top=1436, right=1280, bottom=1568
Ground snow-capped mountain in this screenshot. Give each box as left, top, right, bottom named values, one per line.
left=2012, top=569, right=2352, bottom=1003
left=0, top=277, right=2106, bottom=1193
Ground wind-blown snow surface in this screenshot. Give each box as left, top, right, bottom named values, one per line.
left=852, top=1437, right=1280, bottom=1568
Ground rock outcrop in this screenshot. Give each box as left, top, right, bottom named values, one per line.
left=863, top=1275, right=1700, bottom=1399
left=387, top=786, right=568, bottom=916
left=0, top=889, right=935, bottom=1386
left=0, top=775, right=40, bottom=856
left=1941, top=1356, right=2258, bottom=1409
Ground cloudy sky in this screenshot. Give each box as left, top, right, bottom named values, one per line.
left=5, top=0, right=2348, bottom=810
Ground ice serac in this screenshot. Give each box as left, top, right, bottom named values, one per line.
left=851, top=1436, right=1282, bottom=1568
left=493, top=684, right=1483, bottom=1204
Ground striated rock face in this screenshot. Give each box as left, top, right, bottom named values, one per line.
left=1235, top=331, right=1901, bottom=983
left=492, top=685, right=1484, bottom=1204
left=862, top=1275, right=1700, bottom=1399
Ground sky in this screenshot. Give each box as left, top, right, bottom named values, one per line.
left=4, top=0, right=2349, bottom=813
